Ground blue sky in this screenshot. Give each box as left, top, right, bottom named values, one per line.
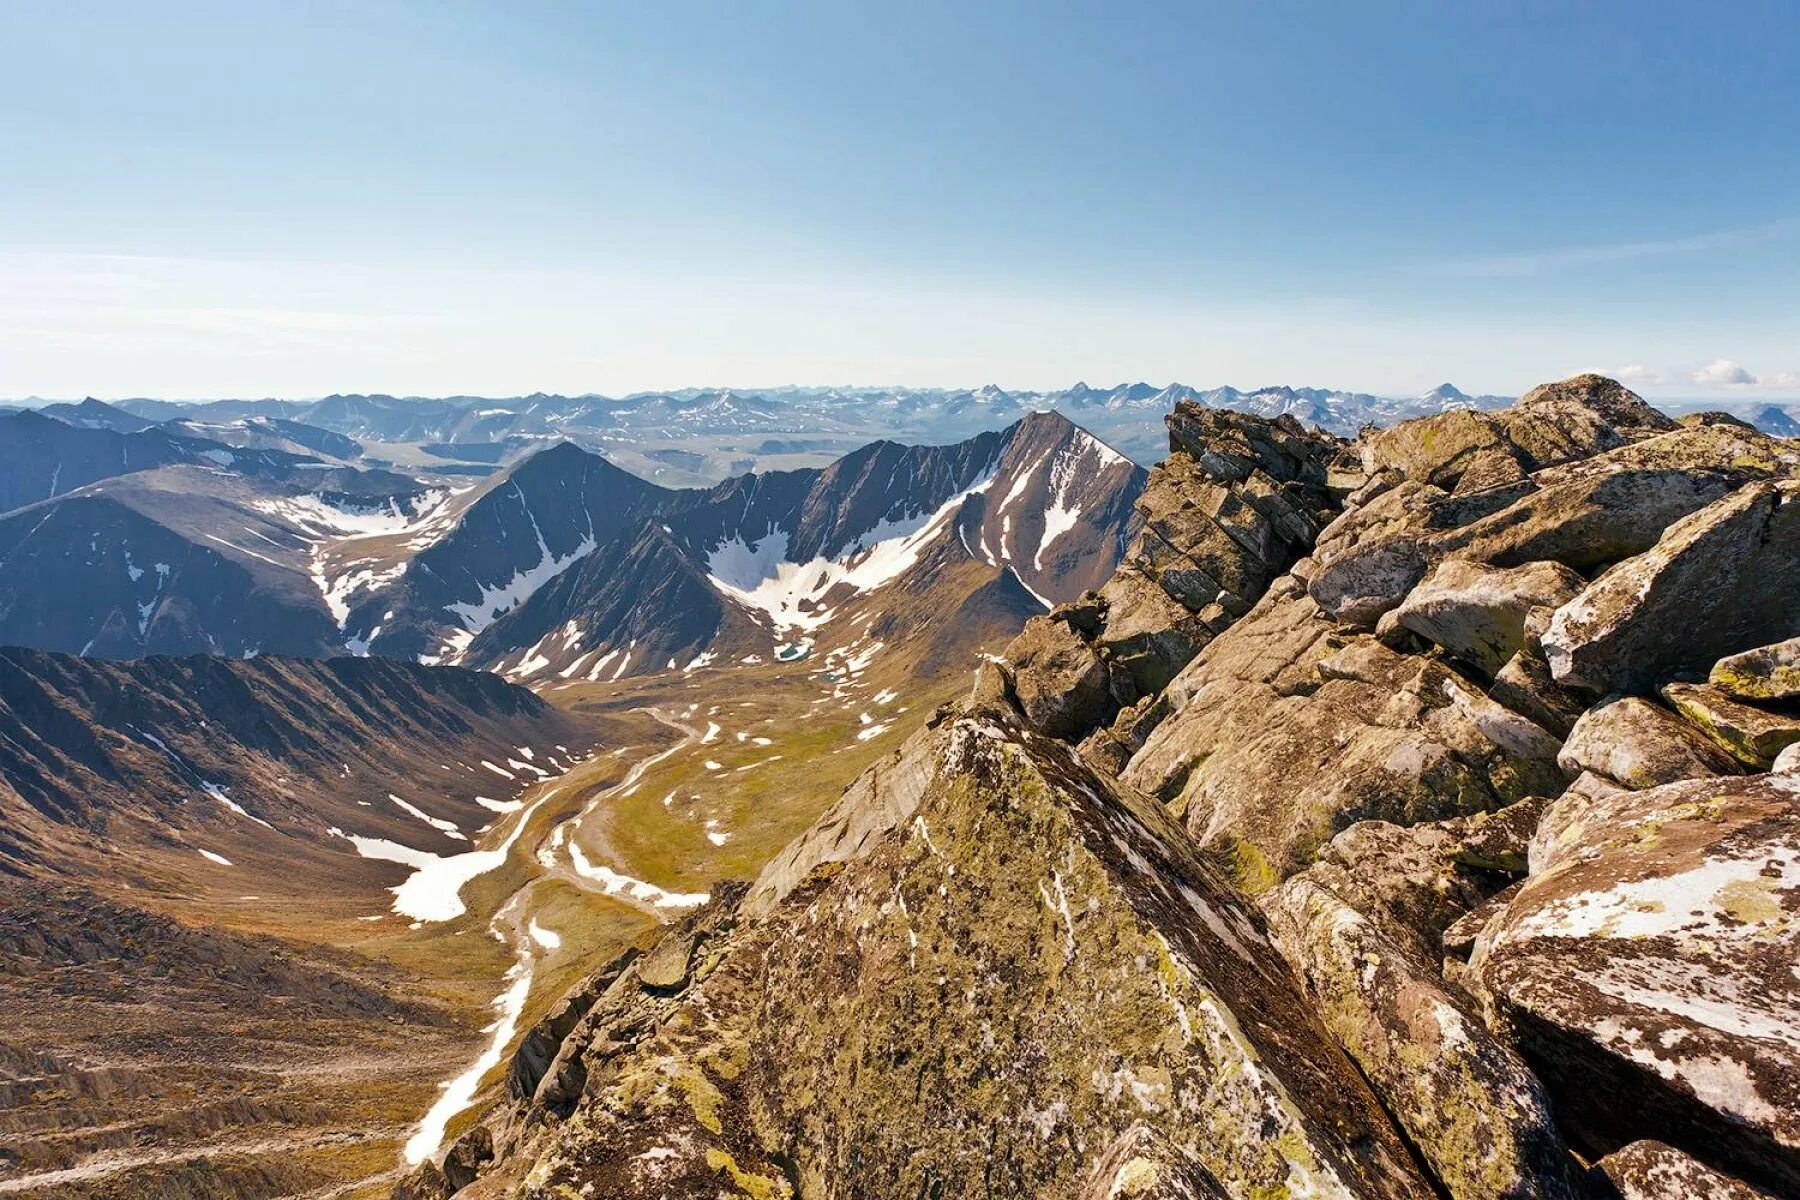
left=2, top=1, right=1796, bottom=399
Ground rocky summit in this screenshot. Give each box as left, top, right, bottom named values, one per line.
left=400, top=374, right=1800, bottom=1200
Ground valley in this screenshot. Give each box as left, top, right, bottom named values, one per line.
left=5, top=374, right=1800, bottom=1200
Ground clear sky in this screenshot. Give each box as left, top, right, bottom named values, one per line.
left=3, top=1, right=1796, bottom=400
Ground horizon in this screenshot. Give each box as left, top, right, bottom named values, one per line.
left=4, top=3, right=1797, bottom=400
left=7, top=375, right=1798, bottom=410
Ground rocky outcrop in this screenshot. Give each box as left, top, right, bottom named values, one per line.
left=1122, top=611, right=1565, bottom=884
left=465, top=704, right=1439, bottom=1199
left=1472, top=773, right=1800, bottom=1194
left=1261, top=875, right=1578, bottom=1200
left=997, top=405, right=1342, bottom=748
left=466, top=376, right=1800, bottom=1200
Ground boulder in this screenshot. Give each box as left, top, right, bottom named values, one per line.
left=1002, top=614, right=1116, bottom=739
left=1500, top=374, right=1674, bottom=454
left=1662, top=681, right=1800, bottom=770
left=1557, top=697, right=1741, bottom=790
left=1262, top=875, right=1580, bottom=1200
left=443, top=1123, right=494, bottom=1191
left=392, top=1161, right=452, bottom=1200
left=1543, top=482, right=1800, bottom=693
left=1393, top=558, right=1584, bottom=675
left=1778, top=743, right=1800, bottom=774
left=1361, top=409, right=1519, bottom=489
left=1307, top=536, right=1429, bottom=627
left=1711, top=637, right=1800, bottom=703
left=1094, top=569, right=1207, bottom=696
left=1592, top=1141, right=1776, bottom=1200
left=1472, top=773, right=1800, bottom=1194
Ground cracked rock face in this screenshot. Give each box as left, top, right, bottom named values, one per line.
left=1472, top=773, right=1800, bottom=1194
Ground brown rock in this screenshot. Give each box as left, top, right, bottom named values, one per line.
left=1002, top=614, right=1116, bottom=739
left=1473, top=773, right=1800, bottom=1194
left=1542, top=482, right=1800, bottom=693
left=444, top=1123, right=494, bottom=1191
left=1262, top=875, right=1580, bottom=1200
left=1557, top=697, right=1741, bottom=790
left=1393, top=558, right=1584, bottom=675
left=1593, top=1140, right=1776, bottom=1200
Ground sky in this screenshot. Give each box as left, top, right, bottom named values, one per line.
left=2, top=0, right=1797, bottom=401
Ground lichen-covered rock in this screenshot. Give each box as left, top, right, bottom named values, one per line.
left=1543, top=482, right=1800, bottom=693
left=1778, top=743, right=1800, bottom=774
left=1292, top=817, right=1501, bottom=963
left=1123, top=612, right=1565, bottom=885
left=1472, top=773, right=1800, bottom=1194
left=1360, top=408, right=1521, bottom=490
left=1393, top=558, right=1583, bottom=675
left=444, top=1124, right=495, bottom=1191
left=1557, top=696, right=1741, bottom=789
left=1711, top=637, right=1800, bottom=703
left=1095, top=569, right=1209, bottom=696
left=1261, top=875, right=1579, bottom=1200
left=515, top=711, right=1439, bottom=1200
left=1593, top=1141, right=1777, bottom=1200
left=1662, top=681, right=1800, bottom=769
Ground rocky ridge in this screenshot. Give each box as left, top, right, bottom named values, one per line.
left=401, top=376, right=1800, bottom=1200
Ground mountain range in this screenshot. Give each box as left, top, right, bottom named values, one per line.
left=3, top=373, right=1799, bottom=1200
left=0, top=408, right=1145, bottom=685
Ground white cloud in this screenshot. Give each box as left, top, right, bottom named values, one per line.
left=1606, top=364, right=1662, bottom=386
left=1692, top=358, right=1757, bottom=386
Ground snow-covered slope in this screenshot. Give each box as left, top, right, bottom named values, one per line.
left=455, top=412, right=1145, bottom=681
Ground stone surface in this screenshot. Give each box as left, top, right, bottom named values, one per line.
left=1662, top=681, right=1800, bottom=769
left=1002, top=612, right=1117, bottom=739
left=1543, top=482, right=1800, bottom=693
left=1393, top=558, right=1583, bottom=675
left=1123, top=613, right=1566, bottom=885
left=1490, top=629, right=1593, bottom=738
left=1712, top=637, right=1800, bottom=703
left=1557, top=697, right=1741, bottom=789
left=509, top=711, right=1439, bottom=1200
left=1262, top=875, right=1579, bottom=1200
left=1473, top=773, right=1800, bottom=1194
left=1593, top=1141, right=1776, bottom=1200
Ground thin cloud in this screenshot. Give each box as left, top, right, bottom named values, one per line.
left=1414, top=215, right=1800, bottom=279
left=1604, top=364, right=1662, bottom=386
